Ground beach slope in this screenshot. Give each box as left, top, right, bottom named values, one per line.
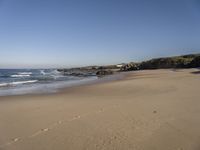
left=0, top=69, right=200, bottom=150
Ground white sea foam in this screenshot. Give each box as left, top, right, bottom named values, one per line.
left=0, top=80, right=38, bottom=87
left=18, top=72, right=32, bottom=75
left=50, top=70, right=63, bottom=79
left=40, top=70, right=46, bottom=75
left=11, top=80, right=38, bottom=85
left=51, top=70, right=60, bottom=74
left=11, top=74, right=30, bottom=77
left=0, top=83, right=8, bottom=87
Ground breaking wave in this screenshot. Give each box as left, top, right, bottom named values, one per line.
left=0, top=80, right=38, bottom=87
left=11, top=74, right=30, bottom=77
left=18, top=72, right=32, bottom=75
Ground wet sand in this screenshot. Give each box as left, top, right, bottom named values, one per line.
left=0, top=69, right=200, bottom=150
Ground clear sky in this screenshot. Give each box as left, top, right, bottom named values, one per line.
left=0, top=0, right=200, bottom=68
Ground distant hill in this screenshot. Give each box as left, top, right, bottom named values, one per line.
left=121, top=54, right=200, bottom=71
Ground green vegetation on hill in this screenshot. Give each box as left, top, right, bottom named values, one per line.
left=121, top=54, right=200, bottom=71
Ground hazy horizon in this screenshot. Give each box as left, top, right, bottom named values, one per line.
left=0, top=52, right=199, bottom=69
left=0, top=0, right=200, bottom=68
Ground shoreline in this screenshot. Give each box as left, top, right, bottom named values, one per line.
left=0, top=71, right=127, bottom=99
left=0, top=68, right=198, bottom=99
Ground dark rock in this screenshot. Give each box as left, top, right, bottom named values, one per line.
left=118, top=54, right=200, bottom=72
left=140, top=57, right=192, bottom=69
left=120, top=63, right=140, bottom=71
left=188, top=56, right=200, bottom=68
left=96, top=70, right=113, bottom=76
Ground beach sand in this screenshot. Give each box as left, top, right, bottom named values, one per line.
left=0, top=69, right=200, bottom=150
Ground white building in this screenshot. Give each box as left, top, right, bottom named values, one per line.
left=116, top=63, right=126, bottom=68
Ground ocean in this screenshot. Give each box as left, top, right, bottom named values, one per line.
left=0, top=69, right=98, bottom=96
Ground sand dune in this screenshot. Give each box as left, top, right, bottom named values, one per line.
left=0, top=69, right=200, bottom=150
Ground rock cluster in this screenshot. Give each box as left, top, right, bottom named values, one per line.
left=96, top=70, right=113, bottom=76
left=120, top=62, right=140, bottom=71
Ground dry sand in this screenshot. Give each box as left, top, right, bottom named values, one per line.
left=0, top=69, right=200, bottom=150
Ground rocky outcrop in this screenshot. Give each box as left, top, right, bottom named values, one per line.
left=120, top=63, right=140, bottom=71
left=96, top=70, right=113, bottom=76
left=120, top=54, right=200, bottom=71
left=57, top=69, right=96, bottom=77
left=58, top=68, right=114, bottom=77
left=188, top=56, right=200, bottom=68
left=140, top=57, right=191, bottom=69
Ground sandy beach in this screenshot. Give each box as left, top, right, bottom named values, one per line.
left=0, top=69, right=200, bottom=150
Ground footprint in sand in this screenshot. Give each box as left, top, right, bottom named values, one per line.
left=12, top=138, right=19, bottom=142
left=70, top=115, right=81, bottom=121
left=75, top=115, right=81, bottom=119
left=41, top=128, right=49, bottom=132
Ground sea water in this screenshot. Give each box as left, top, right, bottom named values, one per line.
left=0, top=69, right=97, bottom=96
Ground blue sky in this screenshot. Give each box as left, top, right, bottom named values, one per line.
left=0, top=0, right=200, bottom=68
